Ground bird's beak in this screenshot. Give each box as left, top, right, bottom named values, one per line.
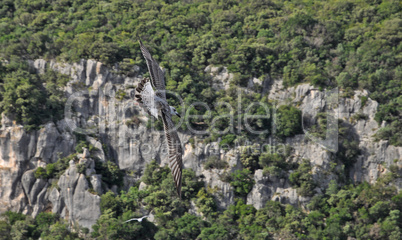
left=176, top=113, right=181, bottom=118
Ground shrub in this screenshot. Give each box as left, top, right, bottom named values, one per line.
left=33, top=212, right=58, bottom=237
left=375, top=124, right=402, bottom=146
left=240, top=146, right=260, bottom=172
left=76, top=163, right=86, bottom=175
left=45, top=164, right=55, bottom=178
left=95, top=160, right=124, bottom=187
left=259, top=145, right=293, bottom=173
left=0, top=68, right=69, bottom=129
left=336, top=72, right=357, bottom=88
left=198, top=223, right=230, bottom=240
left=181, top=169, right=205, bottom=200
left=336, top=139, right=360, bottom=169
left=115, top=89, right=126, bottom=101
left=52, top=153, right=78, bottom=178
left=75, top=140, right=88, bottom=153
left=262, top=166, right=283, bottom=177
left=351, top=112, right=368, bottom=122
left=141, top=160, right=170, bottom=186
left=259, top=152, right=285, bottom=169
left=196, top=188, right=217, bottom=218
left=289, top=159, right=316, bottom=197
left=360, top=96, right=368, bottom=108
left=100, top=191, right=121, bottom=216
left=34, top=167, right=48, bottom=179
left=154, top=213, right=208, bottom=240
left=0, top=69, right=45, bottom=128
left=204, top=155, right=228, bottom=170
left=306, top=112, right=328, bottom=139
left=275, top=105, right=302, bottom=139
left=219, top=171, right=233, bottom=183
left=230, top=169, right=255, bottom=197
left=3, top=211, right=26, bottom=225
left=125, top=116, right=141, bottom=126
left=0, top=220, right=11, bottom=239
left=219, top=134, right=237, bottom=149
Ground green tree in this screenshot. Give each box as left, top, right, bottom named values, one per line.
left=275, top=105, right=302, bottom=139
left=100, top=191, right=121, bottom=216
left=34, top=167, right=48, bottom=179
left=155, top=213, right=208, bottom=240
left=0, top=69, right=45, bottom=129
left=230, top=169, right=255, bottom=197
left=196, top=188, right=217, bottom=218
left=240, top=146, right=261, bottom=172
left=0, top=220, right=11, bottom=240
left=41, top=221, right=80, bottom=240
left=289, top=159, right=316, bottom=197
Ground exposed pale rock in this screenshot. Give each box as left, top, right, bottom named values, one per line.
left=48, top=187, right=63, bottom=214
left=82, top=148, right=90, bottom=159
left=86, top=136, right=106, bottom=162
left=57, top=161, right=101, bottom=229
left=246, top=170, right=310, bottom=209
left=202, top=169, right=234, bottom=210
left=72, top=59, right=87, bottom=82
left=90, top=175, right=103, bottom=194
left=224, top=149, right=242, bottom=171
left=2, top=59, right=402, bottom=231
left=247, top=170, right=272, bottom=209
left=0, top=124, right=32, bottom=213
left=34, top=122, right=74, bottom=163
left=1, top=113, right=15, bottom=128
left=139, top=182, right=147, bottom=191
left=33, top=59, right=47, bottom=74
left=86, top=60, right=97, bottom=86
left=31, top=180, right=48, bottom=217
left=183, top=138, right=206, bottom=174
left=205, top=65, right=233, bottom=90
left=21, top=170, right=37, bottom=199
left=35, top=123, right=60, bottom=163
left=188, top=200, right=202, bottom=217
left=72, top=174, right=101, bottom=229
left=28, top=177, right=47, bottom=206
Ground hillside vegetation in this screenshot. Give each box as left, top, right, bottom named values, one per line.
left=0, top=0, right=401, bottom=144
left=1, top=161, right=402, bottom=239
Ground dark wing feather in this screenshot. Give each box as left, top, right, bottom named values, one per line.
left=161, top=111, right=183, bottom=198
left=139, top=39, right=166, bottom=100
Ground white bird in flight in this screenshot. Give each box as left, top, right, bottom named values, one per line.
left=135, top=38, right=183, bottom=198
left=124, top=215, right=148, bottom=223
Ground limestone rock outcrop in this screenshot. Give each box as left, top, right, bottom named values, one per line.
left=0, top=59, right=401, bottom=229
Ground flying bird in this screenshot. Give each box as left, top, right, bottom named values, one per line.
left=124, top=215, right=148, bottom=223
left=135, top=39, right=183, bottom=198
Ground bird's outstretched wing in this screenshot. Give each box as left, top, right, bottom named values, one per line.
left=135, top=78, right=158, bottom=119
left=161, top=112, right=183, bottom=198
left=124, top=216, right=148, bottom=223
left=138, top=38, right=166, bottom=100
left=124, top=218, right=140, bottom=223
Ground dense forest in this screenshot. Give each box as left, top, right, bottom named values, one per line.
left=0, top=0, right=401, bottom=239
left=0, top=0, right=401, bottom=144
left=1, top=161, right=402, bottom=239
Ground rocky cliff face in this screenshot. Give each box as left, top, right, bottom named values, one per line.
left=0, top=59, right=401, bottom=228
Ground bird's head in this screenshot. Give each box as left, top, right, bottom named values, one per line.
left=170, top=106, right=181, bottom=118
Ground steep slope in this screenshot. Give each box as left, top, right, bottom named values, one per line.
left=1, top=59, right=401, bottom=230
